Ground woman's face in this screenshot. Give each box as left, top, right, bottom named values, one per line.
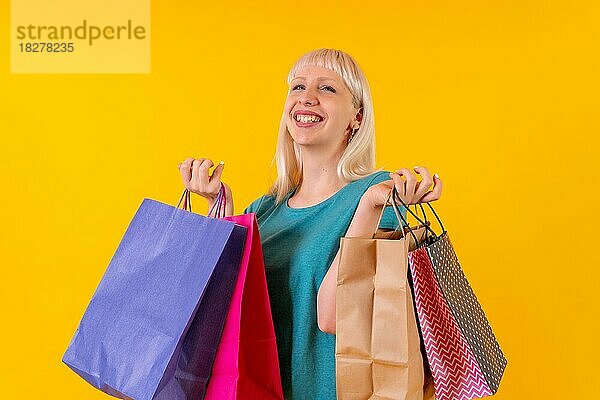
left=285, top=64, right=361, bottom=148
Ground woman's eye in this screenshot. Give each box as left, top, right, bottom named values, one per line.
left=291, top=84, right=335, bottom=93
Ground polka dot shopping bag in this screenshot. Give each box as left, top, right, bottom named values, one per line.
left=390, top=188, right=508, bottom=400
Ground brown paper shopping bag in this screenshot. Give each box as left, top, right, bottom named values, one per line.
left=336, top=189, right=431, bottom=400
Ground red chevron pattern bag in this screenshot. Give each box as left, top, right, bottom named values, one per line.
left=391, top=189, right=507, bottom=400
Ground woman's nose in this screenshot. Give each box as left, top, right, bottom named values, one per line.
left=298, top=87, right=319, bottom=106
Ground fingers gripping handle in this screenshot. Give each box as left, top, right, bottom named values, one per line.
left=371, top=187, right=445, bottom=247
left=176, top=183, right=226, bottom=218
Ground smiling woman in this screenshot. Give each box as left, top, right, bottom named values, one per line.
left=179, top=48, right=442, bottom=399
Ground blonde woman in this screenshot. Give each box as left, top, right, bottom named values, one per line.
left=179, top=48, right=442, bottom=399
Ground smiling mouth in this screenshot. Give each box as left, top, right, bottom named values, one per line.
left=294, top=114, right=324, bottom=123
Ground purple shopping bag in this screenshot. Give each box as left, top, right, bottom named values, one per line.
left=62, top=189, right=247, bottom=400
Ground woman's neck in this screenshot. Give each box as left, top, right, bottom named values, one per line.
left=292, top=145, right=348, bottom=203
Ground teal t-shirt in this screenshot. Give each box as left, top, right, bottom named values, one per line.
left=243, top=170, right=407, bottom=400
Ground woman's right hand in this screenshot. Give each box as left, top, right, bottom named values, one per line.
left=178, top=157, right=228, bottom=204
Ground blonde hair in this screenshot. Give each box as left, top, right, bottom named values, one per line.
left=267, top=48, right=382, bottom=205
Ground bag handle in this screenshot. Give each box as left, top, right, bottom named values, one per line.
left=176, top=184, right=226, bottom=218
left=392, top=190, right=446, bottom=236
left=373, top=189, right=404, bottom=238
left=372, top=185, right=444, bottom=243
left=388, top=189, right=446, bottom=249
left=371, top=188, right=421, bottom=246
left=411, top=202, right=443, bottom=244
left=207, top=183, right=226, bottom=218
left=176, top=188, right=192, bottom=212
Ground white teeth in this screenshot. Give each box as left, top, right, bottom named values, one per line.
left=295, top=114, right=323, bottom=123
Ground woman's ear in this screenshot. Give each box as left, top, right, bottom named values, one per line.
left=354, top=107, right=364, bottom=126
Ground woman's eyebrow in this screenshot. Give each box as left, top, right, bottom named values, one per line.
left=292, top=76, right=338, bottom=84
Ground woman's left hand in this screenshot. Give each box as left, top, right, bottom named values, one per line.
left=365, top=166, right=443, bottom=208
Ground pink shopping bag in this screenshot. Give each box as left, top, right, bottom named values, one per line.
left=204, top=211, right=284, bottom=399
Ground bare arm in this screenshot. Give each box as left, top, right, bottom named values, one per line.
left=316, top=168, right=443, bottom=335
left=316, top=191, right=383, bottom=335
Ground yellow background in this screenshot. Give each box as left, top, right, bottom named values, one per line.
left=1, top=0, right=598, bottom=398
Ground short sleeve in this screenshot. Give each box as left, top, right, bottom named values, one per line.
left=243, top=201, right=256, bottom=215
left=243, top=195, right=268, bottom=216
